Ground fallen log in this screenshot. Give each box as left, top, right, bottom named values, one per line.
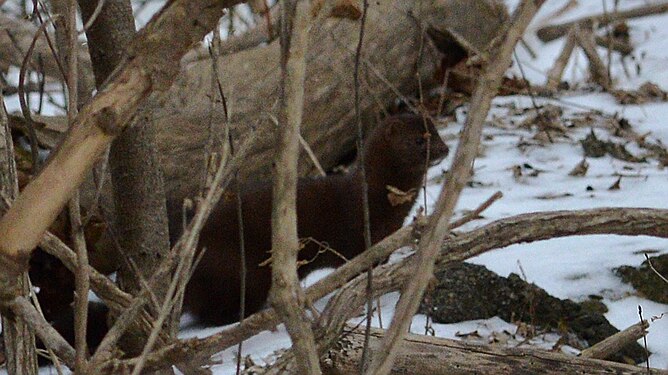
left=150, top=0, right=507, bottom=202
left=320, top=327, right=667, bottom=375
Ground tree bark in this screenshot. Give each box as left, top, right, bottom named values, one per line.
left=269, top=1, right=322, bottom=374
left=0, top=9, right=243, bottom=371
left=320, top=327, right=667, bottom=375
left=78, top=0, right=173, bottom=356
left=0, top=88, right=37, bottom=375
left=4, top=1, right=506, bottom=213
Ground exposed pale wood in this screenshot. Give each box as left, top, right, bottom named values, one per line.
left=269, top=0, right=322, bottom=373
left=581, top=320, right=649, bottom=360
left=0, top=0, right=242, bottom=264
left=320, top=327, right=668, bottom=375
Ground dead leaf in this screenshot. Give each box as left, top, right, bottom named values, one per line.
left=568, top=159, right=589, bottom=176
left=512, top=165, right=523, bottom=181
left=581, top=130, right=645, bottom=162
left=608, top=176, right=622, bottom=190
left=612, top=82, right=668, bottom=104
left=386, top=185, right=416, bottom=206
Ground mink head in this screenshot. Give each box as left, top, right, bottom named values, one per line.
left=365, top=114, right=448, bottom=175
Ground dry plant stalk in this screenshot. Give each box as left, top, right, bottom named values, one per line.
left=270, top=0, right=322, bottom=373
left=449, top=191, right=503, bottom=229
left=365, top=1, right=546, bottom=374
left=545, top=27, right=576, bottom=90
left=574, top=25, right=612, bottom=91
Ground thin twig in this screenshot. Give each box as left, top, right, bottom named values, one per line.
left=545, top=27, right=576, bottom=90
left=80, top=0, right=106, bottom=34
left=17, top=19, right=50, bottom=173
left=644, top=254, right=668, bottom=284
left=449, top=191, right=503, bottom=229
left=7, top=296, right=76, bottom=368
left=353, top=0, right=373, bottom=371
left=57, top=0, right=89, bottom=370
left=574, top=25, right=612, bottom=90
left=298, top=133, right=326, bottom=177
left=638, top=306, right=651, bottom=374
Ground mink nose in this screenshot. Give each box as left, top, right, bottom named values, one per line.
left=429, top=136, right=449, bottom=165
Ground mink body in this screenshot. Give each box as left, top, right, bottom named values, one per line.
left=173, top=113, right=449, bottom=325
left=23, top=113, right=448, bottom=357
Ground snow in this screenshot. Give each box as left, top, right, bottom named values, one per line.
left=2, top=0, right=668, bottom=373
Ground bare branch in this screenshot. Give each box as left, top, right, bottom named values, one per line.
left=537, top=2, right=668, bottom=42
left=573, top=25, right=612, bottom=91
left=581, top=320, right=649, bottom=360
left=545, top=27, right=576, bottom=90
left=270, top=0, right=322, bottom=373
left=366, top=1, right=546, bottom=374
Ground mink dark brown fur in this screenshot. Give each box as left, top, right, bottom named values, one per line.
left=171, top=113, right=448, bottom=325
left=21, top=113, right=447, bottom=360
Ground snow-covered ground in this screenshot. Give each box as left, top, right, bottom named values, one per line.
left=187, top=1, right=668, bottom=373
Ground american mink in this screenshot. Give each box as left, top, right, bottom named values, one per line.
left=20, top=113, right=447, bottom=359
left=172, top=113, right=449, bottom=325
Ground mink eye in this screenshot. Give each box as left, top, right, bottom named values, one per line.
left=416, top=137, right=425, bottom=146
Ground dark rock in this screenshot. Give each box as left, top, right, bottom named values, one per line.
left=615, top=253, right=668, bottom=304
left=420, top=262, right=646, bottom=364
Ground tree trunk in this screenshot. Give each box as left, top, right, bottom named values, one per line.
left=0, top=91, right=37, bottom=375
left=78, top=0, right=172, bottom=357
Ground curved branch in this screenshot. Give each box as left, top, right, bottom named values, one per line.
left=104, top=207, right=668, bottom=371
